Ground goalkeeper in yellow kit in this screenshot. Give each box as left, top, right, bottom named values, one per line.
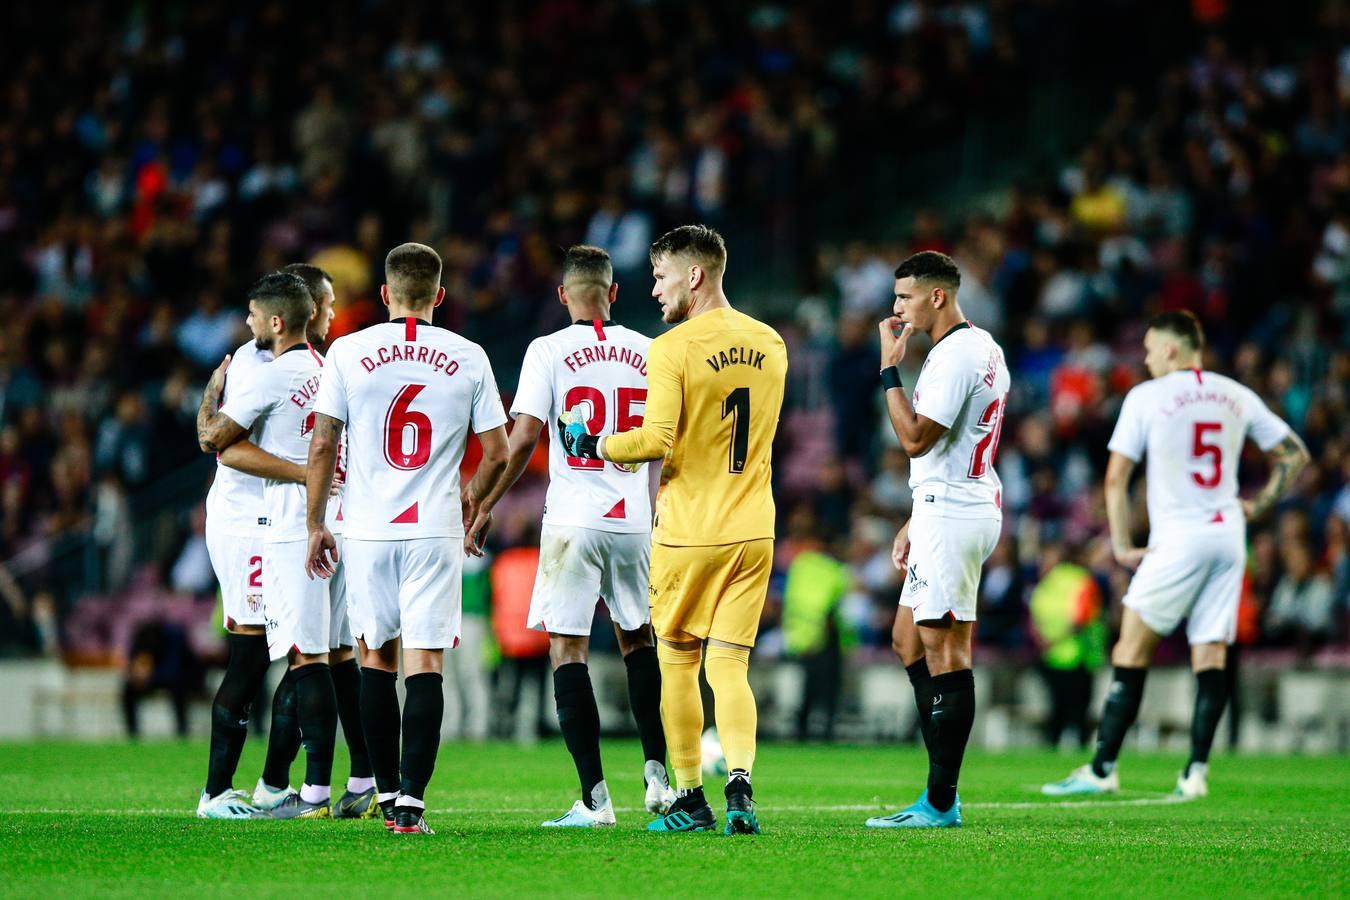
left=559, top=225, right=787, bottom=834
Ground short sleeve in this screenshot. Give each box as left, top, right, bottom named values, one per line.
left=1106, top=386, right=1147, bottom=462
left=913, top=350, right=972, bottom=429
left=472, top=349, right=509, bottom=434
left=218, top=363, right=272, bottom=431
left=312, top=343, right=349, bottom=424
left=509, top=339, right=553, bottom=423
left=1244, top=388, right=1291, bottom=451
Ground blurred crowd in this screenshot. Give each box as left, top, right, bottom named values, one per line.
left=0, top=0, right=1347, bottom=733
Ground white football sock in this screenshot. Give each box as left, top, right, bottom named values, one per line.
left=300, top=783, right=330, bottom=804
left=347, top=776, right=376, bottom=793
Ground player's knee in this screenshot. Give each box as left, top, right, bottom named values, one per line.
left=656, top=641, right=701, bottom=669
left=615, top=624, right=654, bottom=656
left=548, top=635, right=589, bottom=669
left=704, top=644, right=750, bottom=691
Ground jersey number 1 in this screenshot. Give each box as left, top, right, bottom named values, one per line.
left=385, top=384, right=432, bottom=470
left=723, top=387, right=750, bottom=474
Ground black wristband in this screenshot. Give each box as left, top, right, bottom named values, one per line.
left=880, top=366, right=903, bottom=391
left=576, top=433, right=602, bottom=460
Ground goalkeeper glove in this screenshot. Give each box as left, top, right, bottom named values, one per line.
left=557, top=410, right=602, bottom=460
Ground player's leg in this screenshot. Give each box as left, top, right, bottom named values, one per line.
left=918, top=619, right=975, bottom=812
left=327, top=540, right=378, bottom=818
left=615, top=624, right=673, bottom=814
left=358, top=636, right=403, bottom=827
left=269, top=649, right=337, bottom=819
left=254, top=667, right=300, bottom=810
left=606, top=532, right=672, bottom=814
left=704, top=539, right=772, bottom=836
left=199, top=530, right=269, bottom=818
left=531, top=526, right=613, bottom=826
left=891, top=605, right=933, bottom=750
left=1178, top=544, right=1242, bottom=797
left=388, top=537, right=462, bottom=835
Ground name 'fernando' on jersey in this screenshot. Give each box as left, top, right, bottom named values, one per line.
left=510, top=320, right=653, bottom=533
left=1107, top=368, right=1290, bottom=533
left=311, top=317, right=508, bottom=540
left=909, top=323, right=1010, bottom=519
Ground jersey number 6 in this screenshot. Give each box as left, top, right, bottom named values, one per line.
left=384, top=384, right=433, bottom=470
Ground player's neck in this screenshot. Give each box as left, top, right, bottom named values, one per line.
left=686, top=289, right=730, bottom=321
left=271, top=332, right=308, bottom=356
left=570, top=306, right=611, bottom=323
left=926, top=308, right=967, bottom=342
left=1164, top=356, right=1203, bottom=376
left=388, top=305, right=434, bottom=323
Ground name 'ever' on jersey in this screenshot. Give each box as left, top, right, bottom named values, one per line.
left=909, top=321, right=1010, bottom=519
left=311, top=316, right=508, bottom=540
left=511, top=319, right=653, bottom=532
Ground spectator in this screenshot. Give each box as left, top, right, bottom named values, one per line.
left=1028, top=542, right=1106, bottom=748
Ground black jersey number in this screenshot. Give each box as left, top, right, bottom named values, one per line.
left=722, top=387, right=750, bottom=474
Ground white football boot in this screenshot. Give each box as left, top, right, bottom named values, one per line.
left=644, top=760, right=676, bottom=815
left=252, top=778, right=295, bottom=812
left=197, top=788, right=264, bottom=819
left=1174, top=762, right=1209, bottom=798
left=1041, top=764, right=1120, bottom=797
left=542, top=781, right=616, bottom=827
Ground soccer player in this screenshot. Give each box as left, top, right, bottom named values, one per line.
left=469, top=245, right=674, bottom=827
left=195, top=275, right=312, bottom=818
left=558, top=225, right=787, bottom=835
left=865, top=251, right=1008, bottom=829
left=305, top=243, right=509, bottom=836
left=1044, top=311, right=1308, bottom=799
left=197, top=273, right=345, bottom=818
left=249, top=263, right=378, bottom=819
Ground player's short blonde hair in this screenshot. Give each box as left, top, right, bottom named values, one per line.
left=563, top=245, right=613, bottom=291
left=650, top=224, right=727, bottom=276
left=385, top=243, right=443, bottom=309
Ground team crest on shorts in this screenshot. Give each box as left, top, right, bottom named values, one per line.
left=246, top=594, right=262, bottom=614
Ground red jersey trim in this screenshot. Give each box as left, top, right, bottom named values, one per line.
left=592, top=319, right=606, bottom=341
left=306, top=342, right=323, bottom=367
left=406, top=317, right=418, bottom=342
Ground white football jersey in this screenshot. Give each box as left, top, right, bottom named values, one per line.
left=312, top=317, right=508, bottom=541
left=511, top=320, right=653, bottom=533
left=1108, top=369, right=1290, bottom=534
left=205, top=340, right=272, bottom=538
left=908, top=322, right=1010, bottom=519
left=219, top=343, right=340, bottom=542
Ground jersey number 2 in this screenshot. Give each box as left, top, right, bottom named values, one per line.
left=1191, top=422, right=1222, bottom=488
left=563, top=386, right=646, bottom=472
left=384, top=384, right=432, bottom=470
left=968, top=395, right=1007, bottom=479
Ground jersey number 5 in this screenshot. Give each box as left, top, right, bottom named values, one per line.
left=384, top=384, right=432, bottom=470
left=1191, top=421, right=1222, bottom=488
left=967, top=395, right=1007, bottom=479
left=563, top=385, right=647, bottom=473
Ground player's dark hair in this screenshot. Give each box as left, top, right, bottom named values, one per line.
left=1148, top=310, right=1204, bottom=350
left=248, top=272, right=314, bottom=335
left=385, top=242, right=443, bottom=309
left=280, top=262, right=334, bottom=305
left=649, top=224, right=727, bottom=275
left=894, top=251, right=961, bottom=294
left=563, top=245, right=613, bottom=288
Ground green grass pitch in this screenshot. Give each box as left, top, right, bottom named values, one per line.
left=3, top=740, right=1345, bottom=897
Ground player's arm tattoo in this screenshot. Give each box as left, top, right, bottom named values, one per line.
left=1248, top=432, right=1310, bottom=520
left=196, top=387, right=245, bottom=453
left=305, top=413, right=345, bottom=530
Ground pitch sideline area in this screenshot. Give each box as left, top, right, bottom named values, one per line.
left=4, top=740, right=1344, bottom=897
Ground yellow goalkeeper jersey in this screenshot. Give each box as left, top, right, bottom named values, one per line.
left=603, top=306, right=787, bottom=546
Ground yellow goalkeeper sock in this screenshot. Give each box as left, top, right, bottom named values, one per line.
left=705, top=644, right=756, bottom=775
left=657, top=642, right=704, bottom=790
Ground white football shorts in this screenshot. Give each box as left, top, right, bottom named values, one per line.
left=900, top=513, right=1001, bottom=623
left=263, top=536, right=349, bottom=661
left=342, top=537, right=462, bottom=650
left=528, top=524, right=652, bottom=636
left=205, top=522, right=265, bottom=629
left=1123, top=527, right=1245, bottom=644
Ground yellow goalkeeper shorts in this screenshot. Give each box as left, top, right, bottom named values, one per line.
left=648, top=539, right=773, bottom=647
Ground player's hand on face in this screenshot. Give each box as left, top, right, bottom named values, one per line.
left=878, top=317, right=913, bottom=368
left=305, top=526, right=339, bottom=579
left=1113, top=545, right=1148, bottom=570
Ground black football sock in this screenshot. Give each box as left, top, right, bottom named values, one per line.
left=1091, top=666, right=1147, bottom=777
left=906, top=658, right=934, bottom=751
left=205, top=633, right=270, bottom=797
left=360, top=667, right=401, bottom=796
left=623, top=647, right=667, bottom=767
left=261, top=667, right=300, bottom=790
left=399, top=672, right=444, bottom=802
left=1186, top=668, right=1228, bottom=775
left=925, top=669, right=975, bottom=813
left=331, top=658, right=372, bottom=780
left=293, top=662, right=337, bottom=793
left=554, top=662, right=606, bottom=808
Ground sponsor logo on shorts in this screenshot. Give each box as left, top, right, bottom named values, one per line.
left=246, top=594, right=262, bottom=613
left=905, top=563, right=928, bottom=594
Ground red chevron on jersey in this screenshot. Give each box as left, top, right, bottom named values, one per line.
left=391, top=502, right=419, bottom=524
left=602, top=498, right=626, bottom=519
